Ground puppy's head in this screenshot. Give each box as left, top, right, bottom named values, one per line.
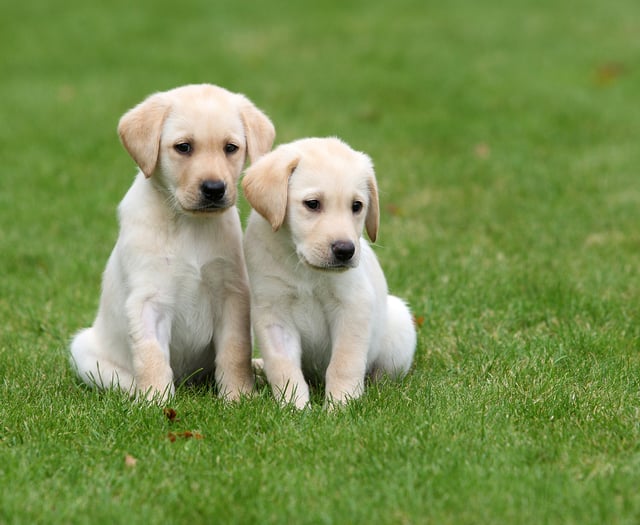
left=118, top=84, right=275, bottom=214
left=243, top=137, right=379, bottom=270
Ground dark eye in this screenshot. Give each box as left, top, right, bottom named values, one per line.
left=224, top=143, right=239, bottom=154
left=304, top=199, right=321, bottom=211
left=352, top=201, right=363, bottom=214
left=174, top=142, right=192, bottom=154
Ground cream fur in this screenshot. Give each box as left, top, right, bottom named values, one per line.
left=242, top=137, right=416, bottom=408
left=70, top=84, right=275, bottom=402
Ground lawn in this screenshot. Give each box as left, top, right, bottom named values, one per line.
left=1, top=0, right=640, bottom=523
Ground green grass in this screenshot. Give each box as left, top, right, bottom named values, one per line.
left=2, top=0, right=640, bottom=523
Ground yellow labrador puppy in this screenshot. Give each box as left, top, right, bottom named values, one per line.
left=70, top=84, right=275, bottom=402
left=242, top=137, right=416, bottom=408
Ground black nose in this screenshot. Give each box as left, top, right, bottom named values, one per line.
left=331, top=240, right=355, bottom=262
left=200, top=180, right=226, bottom=202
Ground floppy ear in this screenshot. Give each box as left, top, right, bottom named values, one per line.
left=117, top=93, right=170, bottom=178
left=242, top=145, right=299, bottom=231
left=365, top=167, right=380, bottom=243
left=236, top=94, right=276, bottom=164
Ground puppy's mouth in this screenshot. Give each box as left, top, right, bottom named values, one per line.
left=315, top=263, right=353, bottom=272
left=188, top=201, right=231, bottom=213
left=297, top=253, right=356, bottom=272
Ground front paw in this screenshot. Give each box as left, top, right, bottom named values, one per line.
left=325, top=380, right=364, bottom=408
left=218, top=370, right=256, bottom=402
left=272, top=382, right=310, bottom=410
left=136, top=380, right=175, bottom=404
left=132, top=339, right=174, bottom=403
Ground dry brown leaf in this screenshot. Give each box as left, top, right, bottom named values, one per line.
left=163, top=407, right=178, bottom=422
left=124, top=454, right=138, bottom=467
left=167, top=431, right=204, bottom=442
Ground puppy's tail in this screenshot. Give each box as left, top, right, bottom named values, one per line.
left=70, top=328, right=135, bottom=391
left=372, top=296, right=417, bottom=380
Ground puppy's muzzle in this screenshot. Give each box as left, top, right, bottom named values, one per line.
left=199, top=179, right=227, bottom=210
left=331, top=240, right=355, bottom=263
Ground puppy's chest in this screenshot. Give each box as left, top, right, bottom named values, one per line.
left=289, top=284, right=340, bottom=342
left=167, top=230, right=222, bottom=292
left=171, top=251, right=225, bottom=303
left=171, top=224, right=227, bottom=281
left=168, top=255, right=224, bottom=349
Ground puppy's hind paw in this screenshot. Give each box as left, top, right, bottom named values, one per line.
left=251, top=358, right=268, bottom=388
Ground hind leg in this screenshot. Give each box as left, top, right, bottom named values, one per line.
left=70, top=328, right=136, bottom=393
left=370, top=295, right=417, bottom=380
